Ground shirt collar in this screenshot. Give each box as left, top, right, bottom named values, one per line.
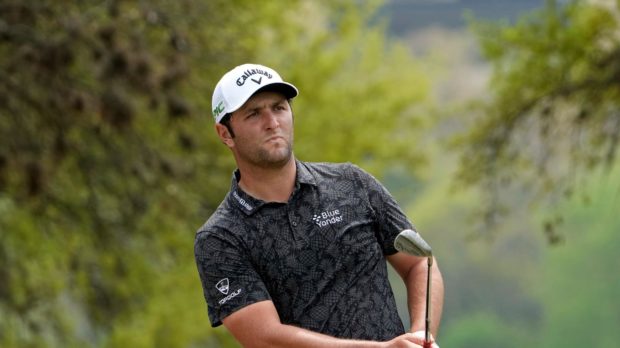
left=295, top=159, right=317, bottom=187
left=228, top=159, right=317, bottom=215
left=228, top=171, right=262, bottom=215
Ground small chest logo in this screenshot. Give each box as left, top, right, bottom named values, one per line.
left=312, top=209, right=343, bottom=227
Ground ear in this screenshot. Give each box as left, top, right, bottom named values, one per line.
left=215, top=123, right=234, bottom=147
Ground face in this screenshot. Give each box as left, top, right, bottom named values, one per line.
left=217, top=91, right=294, bottom=169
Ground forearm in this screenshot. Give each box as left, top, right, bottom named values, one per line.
left=224, top=301, right=389, bottom=348
left=240, top=323, right=386, bottom=348
left=406, top=257, right=444, bottom=337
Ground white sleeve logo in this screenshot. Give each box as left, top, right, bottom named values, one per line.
left=215, top=278, right=229, bottom=295
left=216, top=278, right=243, bottom=305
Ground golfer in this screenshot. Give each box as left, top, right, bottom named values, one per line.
left=194, top=63, right=444, bottom=347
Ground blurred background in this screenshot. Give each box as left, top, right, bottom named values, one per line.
left=1, top=0, right=619, bottom=347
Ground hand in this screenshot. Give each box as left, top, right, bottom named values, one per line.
left=411, top=331, right=439, bottom=348
left=382, top=332, right=425, bottom=347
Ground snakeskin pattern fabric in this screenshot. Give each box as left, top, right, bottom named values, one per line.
left=194, top=160, right=415, bottom=341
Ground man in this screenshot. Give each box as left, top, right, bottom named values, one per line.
left=195, top=63, right=444, bottom=348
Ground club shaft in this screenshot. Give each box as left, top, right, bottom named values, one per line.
left=425, top=256, right=432, bottom=344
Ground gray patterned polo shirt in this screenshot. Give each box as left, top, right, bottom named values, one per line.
left=194, top=160, right=414, bottom=341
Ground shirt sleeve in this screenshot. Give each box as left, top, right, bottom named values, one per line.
left=349, top=164, right=415, bottom=255
left=194, top=227, right=271, bottom=327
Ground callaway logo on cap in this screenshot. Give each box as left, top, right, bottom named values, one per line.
left=211, top=63, right=299, bottom=123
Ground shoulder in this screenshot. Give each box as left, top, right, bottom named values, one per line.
left=299, top=160, right=365, bottom=179
left=195, top=195, right=242, bottom=248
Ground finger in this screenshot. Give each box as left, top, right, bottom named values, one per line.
left=401, top=332, right=425, bottom=345
left=411, top=330, right=434, bottom=343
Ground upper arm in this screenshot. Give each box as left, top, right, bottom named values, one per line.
left=387, top=251, right=427, bottom=280
left=222, top=300, right=282, bottom=348
left=194, top=229, right=271, bottom=327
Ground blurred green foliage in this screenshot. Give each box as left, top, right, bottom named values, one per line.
left=402, top=135, right=620, bottom=347
left=396, top=1, right=620, bottom=346
left=539, top=165, right=620, bottom=347
left=0, top=0, right=429, bottom=346
left=455, top=0, right=620, bottom=242
left=1, top=0, right=619, bottom=347
left=439, top=311, right=535, bottom=347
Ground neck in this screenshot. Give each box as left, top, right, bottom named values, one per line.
left=237, top=157, right=297, bottom=203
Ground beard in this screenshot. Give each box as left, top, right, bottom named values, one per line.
left=254, top=140, right=293, bottom=168
left=236, top=135, right=294, bottom=170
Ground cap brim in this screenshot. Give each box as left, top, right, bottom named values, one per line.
left=254, top=82, right=298, bottom=99
left=219, top=82, right=299, bottom=123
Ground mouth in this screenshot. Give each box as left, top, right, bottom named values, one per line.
left=265, top=135, right=285, bottom=143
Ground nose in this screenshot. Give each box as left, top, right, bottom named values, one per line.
left=263, top=110, right=280, bottom=129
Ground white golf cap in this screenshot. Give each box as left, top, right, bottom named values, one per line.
left=211, top=63, right=298, bottom=123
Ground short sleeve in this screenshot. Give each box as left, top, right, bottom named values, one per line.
left=350, top=164, right=415, bottom=255
left=194, top=228, right=271, bottom=327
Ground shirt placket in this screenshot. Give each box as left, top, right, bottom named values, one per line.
left=286, top=203, right=308, bottom=246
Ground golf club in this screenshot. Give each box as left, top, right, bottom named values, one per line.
left=394, top=229, right=433, bottom=348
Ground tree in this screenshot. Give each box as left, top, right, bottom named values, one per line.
left=0, top=1, right=252, bottom=346
left=0, top=1, right=432, bottom=346
left=454, top=0, right=620, bottom=243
